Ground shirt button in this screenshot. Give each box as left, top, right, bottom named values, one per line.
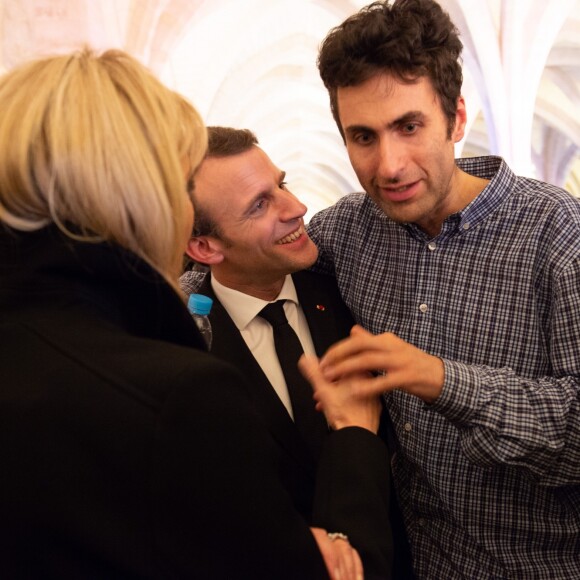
left=463, top=222, right=470, bottom=230
left=427, top=242, right=436, bottom=251
left=404, top=422, right=412, bottom=432
left=419, top=303, right=428, bottom=313
left=417, top=518, right=426, bottom=527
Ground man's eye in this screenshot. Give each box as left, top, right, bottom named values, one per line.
left=354, top=132, right=373, bottom=145
left=402, top=123, right=418, bottom=134
left=279, top=181, right=288, bottom=190
left=253, top=198, right=268, bottom=213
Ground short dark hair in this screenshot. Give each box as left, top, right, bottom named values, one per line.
left=206, top=126, right=258, bottom=158
left=317, top=0, right=463, bottom=140
left=192, top=126, right=259, bottom=237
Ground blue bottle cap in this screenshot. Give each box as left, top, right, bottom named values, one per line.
left=187, top=293, right=213, bottom=316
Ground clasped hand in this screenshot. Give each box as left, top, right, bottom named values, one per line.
left=301, top=325, right=445, bottom=418
left=310, top=527, right=363, bottom=580
left=300, top=352, right=382, bottom=433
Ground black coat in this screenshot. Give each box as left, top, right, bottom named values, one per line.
left=0, top=226, right=392, bottom=579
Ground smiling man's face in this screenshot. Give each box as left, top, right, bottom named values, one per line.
left=189, top=145, right=318, bottom=296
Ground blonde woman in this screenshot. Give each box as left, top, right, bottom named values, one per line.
left=0, top=49, right=393, bottom=579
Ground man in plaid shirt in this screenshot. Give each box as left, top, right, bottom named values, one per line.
left=308, top=0, right=580, bottom=577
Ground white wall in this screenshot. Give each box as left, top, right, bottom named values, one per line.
left=2, top=0, right=579, bottom=216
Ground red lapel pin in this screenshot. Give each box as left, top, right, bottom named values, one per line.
left=316, top=304, right=326, bottom=311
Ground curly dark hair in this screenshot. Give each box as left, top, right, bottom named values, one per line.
left=192, top=126, right=258, bottom=237
left=317, top=0, right=463, bottom=140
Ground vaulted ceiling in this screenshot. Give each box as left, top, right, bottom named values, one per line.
left=2, top=0, right=579, bottom=214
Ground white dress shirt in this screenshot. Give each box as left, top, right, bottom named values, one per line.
left=211, top=275, right=316, bottom=419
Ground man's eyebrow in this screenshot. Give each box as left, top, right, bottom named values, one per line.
left=344, top=124, right=374, bottom=135
left=389, top=111, right=425, bottom=128
left=344, top=111, right=425, bottom=135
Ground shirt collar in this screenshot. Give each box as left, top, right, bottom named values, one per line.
left=404, top=156, right=515, bottom=241
left=455, top=156, right=516, bottom=229
left=211, top=274, right=298, bottom=331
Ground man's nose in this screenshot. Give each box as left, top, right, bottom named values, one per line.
left=377, top=138, right=405, bottom=182
left=279, top=189, right=307, bottom=221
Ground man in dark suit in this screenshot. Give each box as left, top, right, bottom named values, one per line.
left=180, top=126, right=357, bottom=516
left=180, top=126, right=413, bottom=579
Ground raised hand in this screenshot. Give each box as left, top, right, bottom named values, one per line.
left=299, top=354, right=382, bottom=433
left=319, top=325, right=445, bottom=403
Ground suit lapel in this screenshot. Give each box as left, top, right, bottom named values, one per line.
left=198, top=276, right=316, bottom=477
left=292, top=271, right=354, bottom=358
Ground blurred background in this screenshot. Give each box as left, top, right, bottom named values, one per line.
left=2, top=0, right=579, bottom=218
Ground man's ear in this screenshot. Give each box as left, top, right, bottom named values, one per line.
left=452, top=95, right=467, bottom=143
left=186, top=236, right=224, bottom=265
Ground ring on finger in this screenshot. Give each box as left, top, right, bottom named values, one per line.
left=327, top=532, right=349, bottom=542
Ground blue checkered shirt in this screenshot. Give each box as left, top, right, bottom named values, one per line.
left=307, top=156, right=580, bottom=579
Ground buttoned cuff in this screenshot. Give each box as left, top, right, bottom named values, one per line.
left=430, top=359, right=482, bottom=423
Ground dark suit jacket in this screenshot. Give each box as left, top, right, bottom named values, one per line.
left=1, top=227, right=393, bottom=579
left=199, top=271, right=356, bottom=514
left=198, top=271, right=396, bottom=579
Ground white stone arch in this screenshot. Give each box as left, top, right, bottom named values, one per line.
left=1, top=0, right=580, bottom=199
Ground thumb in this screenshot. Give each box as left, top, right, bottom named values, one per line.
left=350, top=324, right=372, bottom=338
left=298, top=354, right=323, bottom=387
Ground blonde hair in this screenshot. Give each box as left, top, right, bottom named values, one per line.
left=0, top=48, right=207, bottom=287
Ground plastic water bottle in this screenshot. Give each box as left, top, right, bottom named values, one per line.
left=187, top=293, right=213, bottom=349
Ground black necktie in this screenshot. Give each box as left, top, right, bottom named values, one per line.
left=259, top=300, right=328, bottom=458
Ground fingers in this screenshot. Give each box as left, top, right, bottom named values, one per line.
left=298, top=354, right=323, bottom=387
left=346, top=540, right=364, bottom=580
left=299, top=354, right=329, bottom=405
left=310, top=528, right=363, bottom=580
left=315, top=323, right=446, bottom=403
left=301, top=352, right=388, bottom=415
left=320, top=325, right=387, bottom=380
left=349, top=324, right=370, bottom=338
left=310, top=527, right=339, bottom=579
left=321, top=326, right=446, bottom=401
left=331, top=536, right=363, bottom=580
